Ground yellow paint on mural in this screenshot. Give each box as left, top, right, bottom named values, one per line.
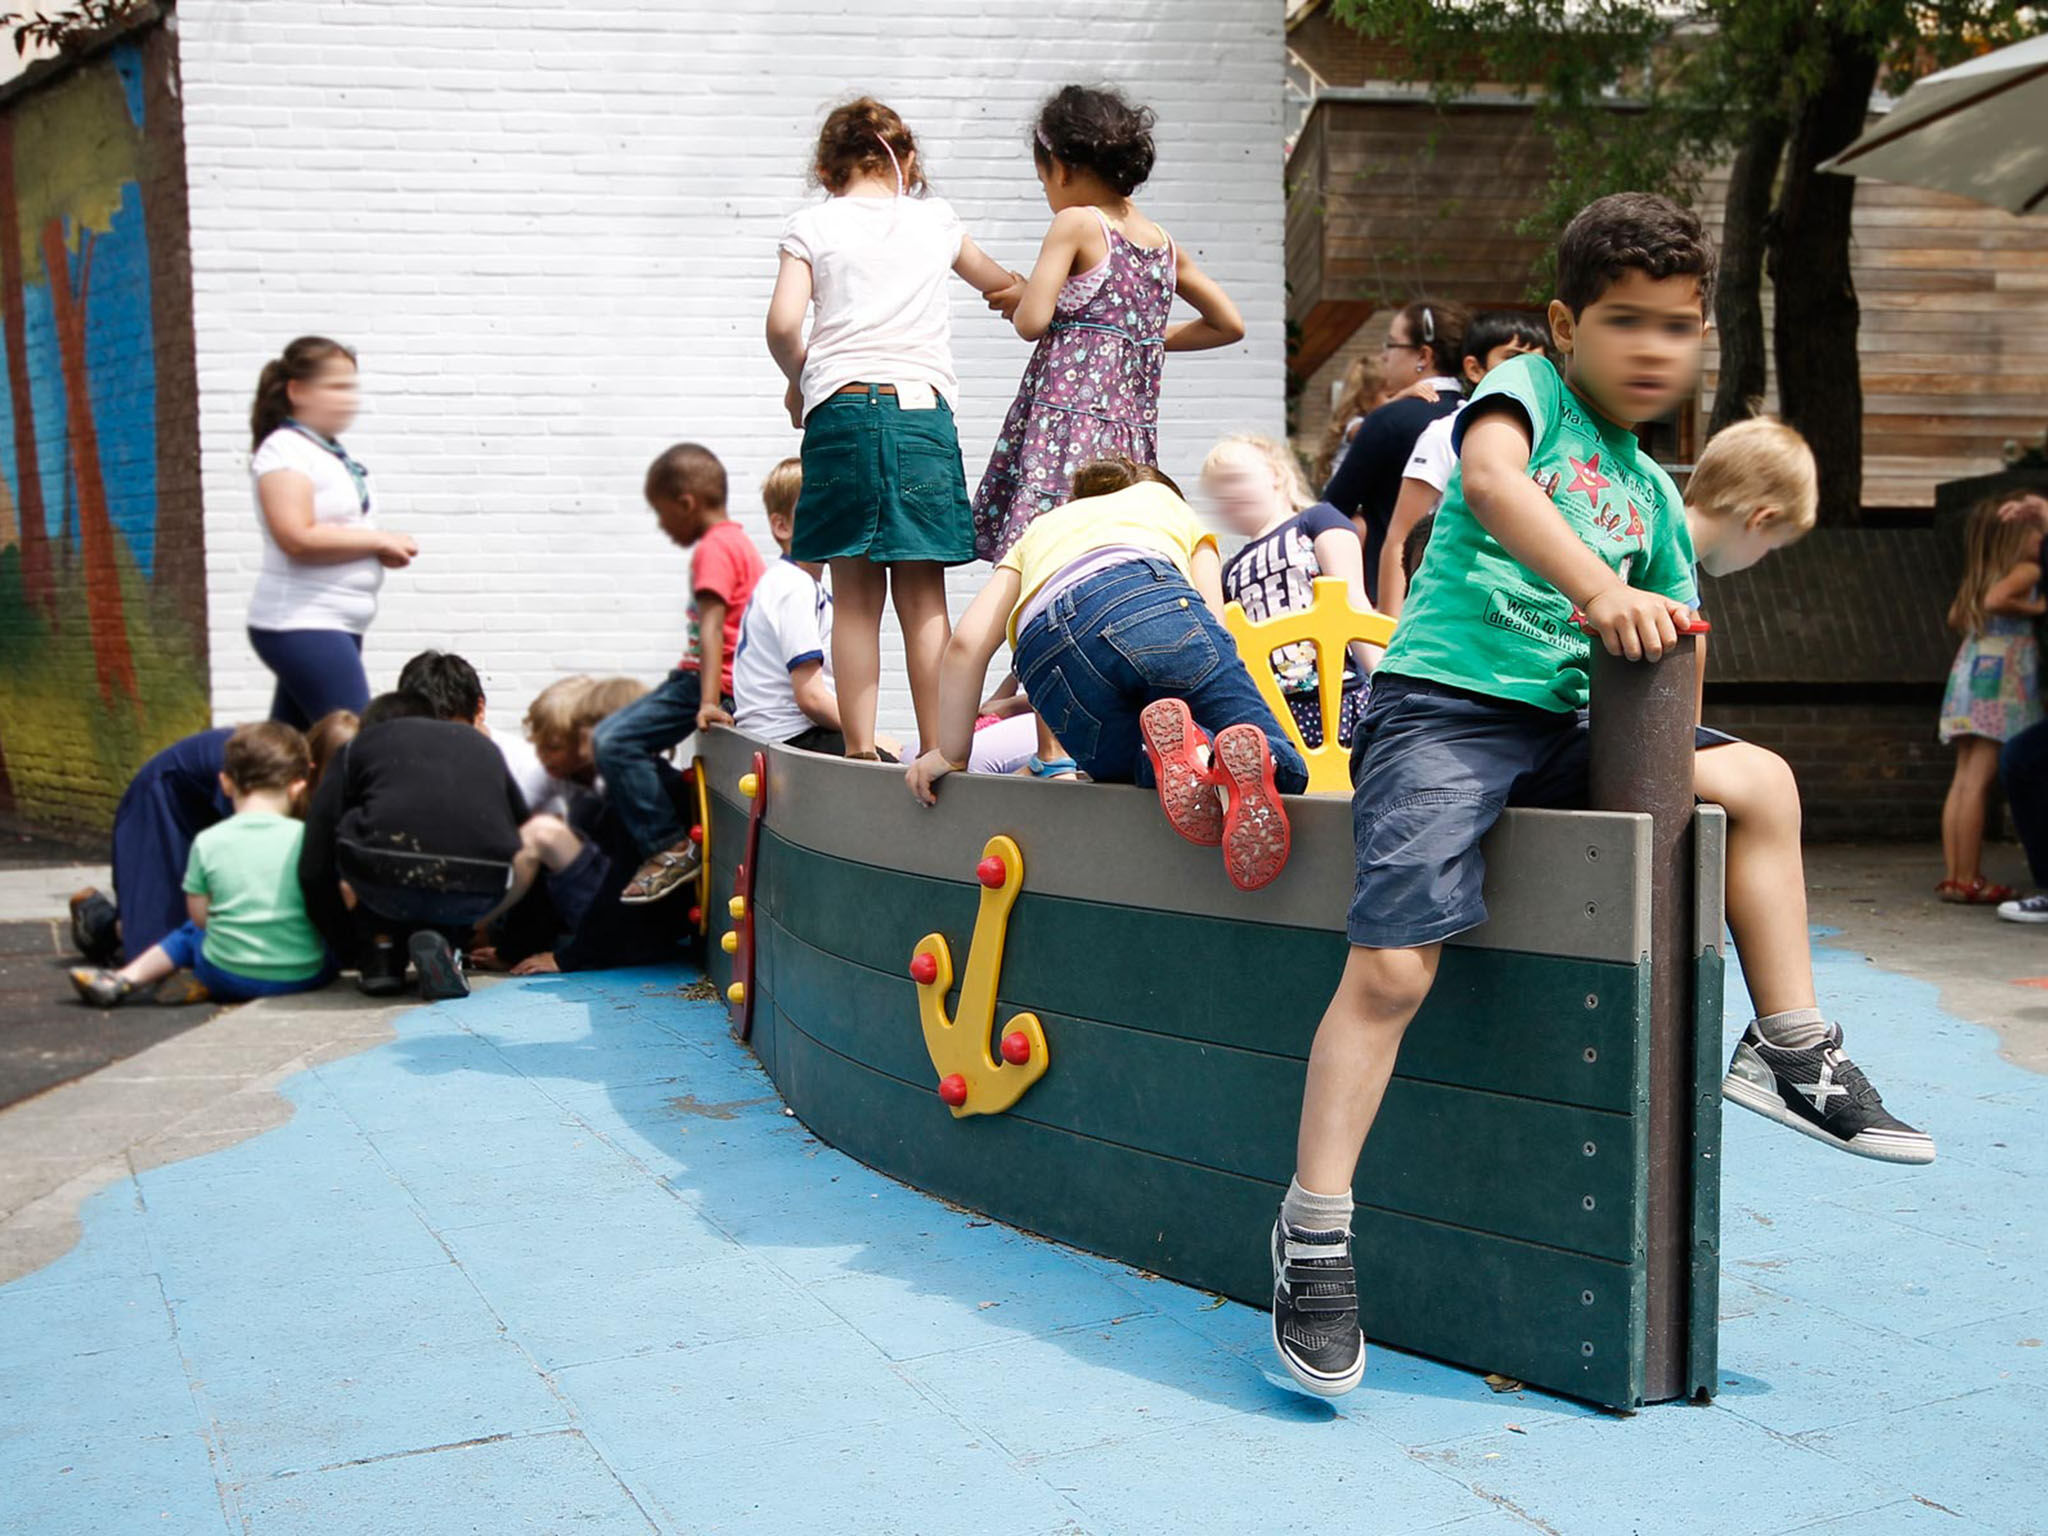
left=11, top=54, right=140, bottom=260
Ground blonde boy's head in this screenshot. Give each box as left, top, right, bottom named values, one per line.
left=526, top=675, right=597, bottom=765
left=762, top=457, right=803, bottom=552
left=525, top=674, right=650, bottom=781
left=1688, top=419, right=1817, bottom=535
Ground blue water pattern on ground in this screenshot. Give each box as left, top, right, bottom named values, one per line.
left=0, top=941, right=2041, bottom=1535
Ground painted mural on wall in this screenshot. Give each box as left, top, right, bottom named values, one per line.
left=0, top=25, right=206, bottom=833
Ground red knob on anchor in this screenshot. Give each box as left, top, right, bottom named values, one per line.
left=689, top=824, right=704, bottom=844
left=1001, top=1030, right=1032, bottom=1065
left=909, top=952, right=939, bottom=986
left=976, top=855, right=1007, bottom=889
left=937, top=1074, right=969, bottom=1107
left=688, top=906, right=704, bottom=926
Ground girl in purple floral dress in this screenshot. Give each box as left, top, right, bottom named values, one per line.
left=973, top=86, right=1245, bottom=563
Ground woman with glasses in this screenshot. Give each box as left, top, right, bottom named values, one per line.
left=1321, top=299, right=1469, bottom=605
left=246, top=336, right=419, bottom=728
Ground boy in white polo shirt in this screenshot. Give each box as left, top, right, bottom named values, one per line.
left=733, top=459, right=846, bottom=754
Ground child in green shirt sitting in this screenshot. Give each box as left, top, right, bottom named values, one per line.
left=1271, top=193, right=1932, bottom=1401
left=72, top=723, right=335, bottom=1006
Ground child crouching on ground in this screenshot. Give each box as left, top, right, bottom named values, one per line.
left=1273, top=196, right=1931, bottom=1402
left=905, top=458, right=1308, bottom=890
left=72, top=723, right=336, bottom=1007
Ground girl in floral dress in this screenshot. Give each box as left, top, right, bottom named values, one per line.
left=972, top=86, right=1245, bottom=563
left=1938, top=498, right=2045, bottom=903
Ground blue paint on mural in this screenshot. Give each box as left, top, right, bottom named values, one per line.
left=14, top=276, right=68, bottom=548
left=78, top=191, right=157, bottom=578
left=112, top=39, right=145, bottom=128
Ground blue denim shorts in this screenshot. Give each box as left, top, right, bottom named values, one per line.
left=1347, top=674, right=1742, bottom=948
left=1346, top=673, right=1592, bottom=949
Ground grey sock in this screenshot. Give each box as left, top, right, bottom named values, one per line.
left=1755, top=1006, right=1828, bottom=1049
left=1282, top=1176, right=1354, bottom=1235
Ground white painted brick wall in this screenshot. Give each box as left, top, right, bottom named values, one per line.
left=180, top=0, right=1286, bottom=741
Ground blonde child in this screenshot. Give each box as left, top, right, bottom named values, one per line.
left=1937, top=499, right=2044, bottom=903
left=525, top=676, right=648, bottom=789
left=72, top=723, right=334, bottom=1007
left=734, top=457, right=854, bottom=755
left=766, top=97, right=1019, bottom=760
left=1316, top=355, right=1387, bottom=485
left=971, top=85, right=1245, bottom=562
left=1204, top=435, right=1380, bottom=751
left=907, top=459, right=1307, bottom=891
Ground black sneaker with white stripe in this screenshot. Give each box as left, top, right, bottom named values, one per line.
left=1721, top=1022, right=1934, bottom=1165
left=1270, top=1216, right=1366, bottom=1397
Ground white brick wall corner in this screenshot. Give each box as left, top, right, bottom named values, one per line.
left=181, top=0, right=1287, bottom=739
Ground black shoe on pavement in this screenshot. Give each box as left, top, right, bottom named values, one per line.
left=1270, top=1215, right=1366, bottom=1397
left=409, top=931, right=470, bottom=1001
left=1721, top=1022, right=1935, bottom=1165
left=357, top=933, right=407, bottom=997
left=68, top=888, right=120, bottom=965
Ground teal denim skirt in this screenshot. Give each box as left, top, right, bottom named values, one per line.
left=793, top=385, right=975, bottom=565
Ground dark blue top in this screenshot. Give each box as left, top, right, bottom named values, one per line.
left=1323, top=391, right=1463, bottom=604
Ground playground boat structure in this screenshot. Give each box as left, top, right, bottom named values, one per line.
left=696, top=687, right=1727, bottom=1409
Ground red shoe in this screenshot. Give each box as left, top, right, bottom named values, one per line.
left=1212, top=724, right=1292, bottom=892
left=1141, top=699, right=1224, bottom=846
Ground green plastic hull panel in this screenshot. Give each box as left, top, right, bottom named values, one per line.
left=696, top=731, right=1722, bottom=1408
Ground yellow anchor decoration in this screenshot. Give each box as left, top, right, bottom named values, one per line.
left=1223, top=576, right=1395, bottom=795
left=909, top=835, right=1049, bottom=1119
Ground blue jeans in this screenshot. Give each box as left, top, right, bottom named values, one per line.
left=1012, top=557, right=1309, bottom=793
left=593, top=669, right=731, bottom=859
left=248, top=627, right=370, bottom=729
left=157, top=921, right=336, bottom=1003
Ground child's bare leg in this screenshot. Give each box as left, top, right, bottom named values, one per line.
left=888, top=561, right=951, bottom=753
left=1704, top=741, right=1935, bottom=1161
left=1694, top=743, right=1816, bottom=1018
left=1294, top=942, right=1440, bottom=1195
left=830, top=557, right=887, bottom=755
left=1033, top=715, right=1078, bottom=777
left=1944, top=738, right=1999, bottom=883
left=113, top=943, right=180, bottom=989
left=478, top=815, right=580, bottom=928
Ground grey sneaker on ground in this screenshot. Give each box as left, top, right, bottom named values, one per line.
left=1270, top=1216, right=1366, bottom=1397
left=69, top=967, right=136, bottom=1008
left=1997, top=893, right=2048, bottom=924
left=1721, top=1022, right=1934, bottom=1165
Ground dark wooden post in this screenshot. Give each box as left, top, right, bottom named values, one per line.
left=1588, top=629, right=1702, bottom=1403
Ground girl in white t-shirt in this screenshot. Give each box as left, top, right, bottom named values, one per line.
left=766, top=97, right=1019, bottom=760
left=246, top=336, right=418, bottom=727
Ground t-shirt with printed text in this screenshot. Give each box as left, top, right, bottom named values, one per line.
left=682, top=520, right=767, bottom=695
left=1220, top=501, right=1362, bottom=698
left=1379, top=352, right=1696, bottom=712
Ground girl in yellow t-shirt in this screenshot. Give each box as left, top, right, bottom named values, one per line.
left=904, top=459, right=1308, bottom=891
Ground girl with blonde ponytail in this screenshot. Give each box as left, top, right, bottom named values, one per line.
left=246, top=337, right=418, bottom=728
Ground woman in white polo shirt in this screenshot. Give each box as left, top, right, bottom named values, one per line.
left=246, top=336, right=418, bottom=727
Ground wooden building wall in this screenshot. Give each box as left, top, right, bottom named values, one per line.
left=1289, top=94, right=2048, bottom=510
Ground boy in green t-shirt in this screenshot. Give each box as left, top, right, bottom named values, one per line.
left=1270, top=194, right=1931, bottom=1400
left=72, top=723, right=335, bottom=1007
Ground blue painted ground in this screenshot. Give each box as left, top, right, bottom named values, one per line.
left=1, top=941, right=2041, bottom=1535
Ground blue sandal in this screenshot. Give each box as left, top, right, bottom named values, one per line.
left=1029, top=755, right=1079, bottom=779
